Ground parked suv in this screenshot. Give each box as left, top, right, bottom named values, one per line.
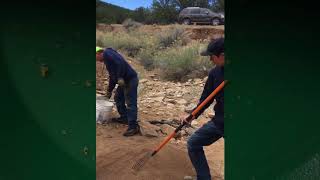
left=178, top=7, right=224, bottom=26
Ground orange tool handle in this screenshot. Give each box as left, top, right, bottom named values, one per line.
left=151, top=80, right=227, bottom=156
left=191, top=80, right=227, bottom=117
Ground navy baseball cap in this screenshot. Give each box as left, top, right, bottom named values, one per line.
left=200, top=38, right=224, bottom=56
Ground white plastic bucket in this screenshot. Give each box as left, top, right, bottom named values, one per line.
left=96, top=98, right=114, bottom=123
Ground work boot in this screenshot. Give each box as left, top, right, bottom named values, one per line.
left=111, top=117, right=128, bottom=125
left=123, top=126, right=140, bottom=137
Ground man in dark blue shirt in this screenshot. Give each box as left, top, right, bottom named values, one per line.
left=182, top=38, right=224, bottom=180
left=96, top=47, right=140, bottom=137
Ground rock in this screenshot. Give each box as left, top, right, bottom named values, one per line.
left=176, top=94, right=183, bottom=98
left=140, top=79, right=148, bottom=83
left=184, top=176, right=193, bottom=180
left=149, top=74, right=156, bottom=78
left=154, top=96, right=164, bottom=102
left=203, top=77, right=208, bottom=82
left=148, top=100, right=155, bottom=103
left=191, top=121, right=199, bottom=126
left=156, top=112, right=164, bottom=116
left=146, top=105, right=151, bottom=108
left=146, top=81, right=153, bottom=86
left=195, top=78, right=202, bottom=82
left=188, top=79, right=192, bottom=82
left=207, top=112, right=215, bottom=118
left=181, top=130, right=187, bottom=137
left=185, top=103, right=197, bottom=113
left=185, top=127, right=195, bottom=135
left=140, top=121, right=161, bottom=137
left=176, top=99, right=188, bottom=105
left=160, top=124, right=175, bottom=135
left=142, top=111, right=148, bottom=114
left=165, top=98, right=176, bottom=104
left=166, top=103, right=175, bottom=108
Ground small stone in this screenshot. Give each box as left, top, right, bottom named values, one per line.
left=184, top=176, right=193, bottom=180
left=185, top=127, right=195, bottom=135
left=143, top=111, right=148, bottom=114
left=175, top=99, right=187, bottom=105
left=154, top=97, right=164, bottom=102
left=160, top=124, right=175, bottom=135
left=140, top=121, right=160, bottom=137
left=185, top=103, right=197, bottom=113
left=166, top=99, right=176, bottom=104
left=140, top=79, right=148, bottom=83
left=191, top=121, right=199, bottom=126
left=203, top=77, right=208, bottom=82
left=207, top=112, right=215, bottom=118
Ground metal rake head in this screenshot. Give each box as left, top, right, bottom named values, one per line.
left=132, top=152, right=153, bottom=172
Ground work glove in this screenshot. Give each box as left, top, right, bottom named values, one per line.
left=105, top=91, right=112, bottom=100
left=117, top=78, right=125, bottom=87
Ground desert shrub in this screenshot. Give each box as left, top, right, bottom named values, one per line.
left=154, top=42, right=211, bottom=81
left=156, top=25, right=190, bottom=49
left=99, top=32, right=144, bottom=57
left=122, top=18, right=142, bottom=31
left=136, top=48, right=157, bottom=71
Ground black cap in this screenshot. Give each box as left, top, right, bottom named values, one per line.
left=200, top=38, right=224, bottom=56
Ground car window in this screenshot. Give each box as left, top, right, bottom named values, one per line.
left=190, top=9, right=200, bottom=14
left=201, top=9, right=209, bottom=14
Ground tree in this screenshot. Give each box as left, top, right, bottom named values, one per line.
left=151, top=0, right=179, bottom=24
left=210, top=0, right=224, bottom=12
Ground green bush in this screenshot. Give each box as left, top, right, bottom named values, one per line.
left=154, top=42, right=211, bottom=81
left=157, top=26, right=190, bottom=49
left=99, top=32, right=144, bottom=57
left=137, top=48, right=157, bottom=71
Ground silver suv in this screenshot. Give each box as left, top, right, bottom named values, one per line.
left=178, top=7, right=224, bottom=26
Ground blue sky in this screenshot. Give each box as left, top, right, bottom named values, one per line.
left=103, top=0, right=153, bottom=10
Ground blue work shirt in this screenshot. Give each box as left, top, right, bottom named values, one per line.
left=195, top=66, right=224, bottom=128
left=103, top=48, right=138, bottom=93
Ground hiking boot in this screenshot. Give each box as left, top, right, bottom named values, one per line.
left=111, top=117, right=128, bottom=125
left=123, top=126, right=140, bottom=137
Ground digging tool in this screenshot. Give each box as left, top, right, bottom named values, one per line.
left=132, top=80, right=228, bottom=172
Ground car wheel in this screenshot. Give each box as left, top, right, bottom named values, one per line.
left=183, top=18, right=191, bottom=25
left=212, top=18, right=220, bottom=26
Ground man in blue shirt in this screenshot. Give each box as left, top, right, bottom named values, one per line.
left=96, top=47, right=140, bottom=137
left=181, top=38, right=224, bottom=180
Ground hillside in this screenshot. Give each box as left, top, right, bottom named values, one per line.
left=96, top=0, right=132, bottom=24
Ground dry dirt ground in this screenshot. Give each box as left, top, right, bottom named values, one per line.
left=96, top=24, right=224, bottom=180
left=96, top=119, right=224, bottom=180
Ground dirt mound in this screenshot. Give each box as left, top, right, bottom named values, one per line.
left=185, top=27, right=224, bottom=40
left=96, top=24, right=224, bottom=41
left=96, top=124, right=196, bottom=180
